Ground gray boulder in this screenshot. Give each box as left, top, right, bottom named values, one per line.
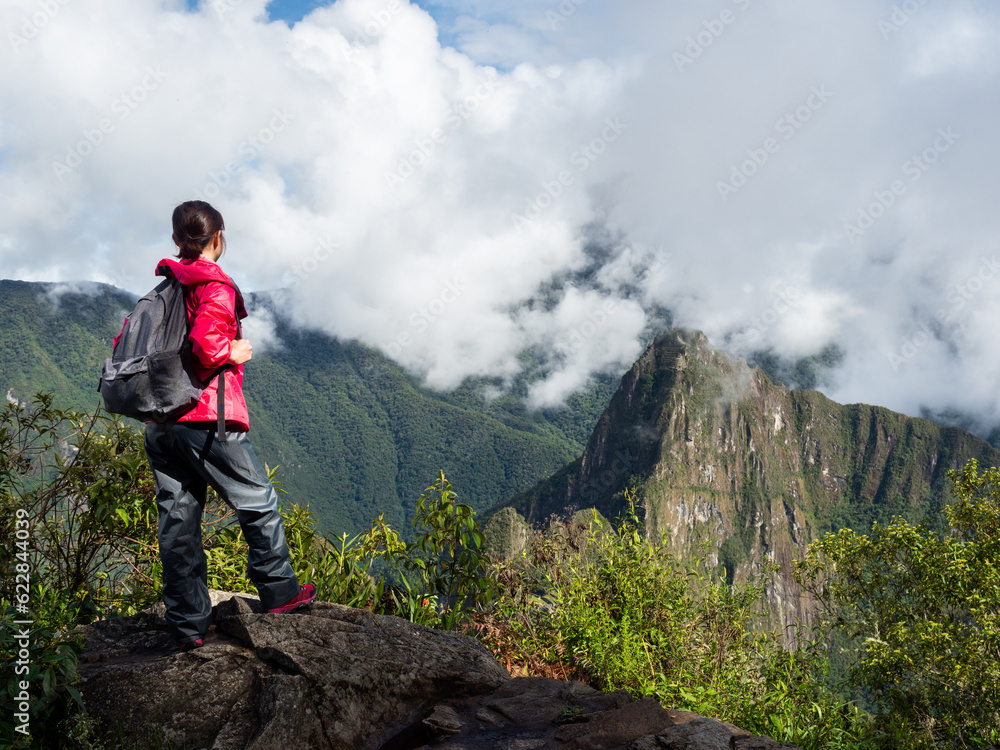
left=79, top=594, right=509, bottom=749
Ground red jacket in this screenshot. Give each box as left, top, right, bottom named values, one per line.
left=155, top=258, right=251, bottom=431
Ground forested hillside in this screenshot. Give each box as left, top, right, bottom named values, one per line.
left=0, top=279, right=614, bottom=533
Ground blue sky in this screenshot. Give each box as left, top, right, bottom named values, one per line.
left=187, top=0, right=463, bottom=41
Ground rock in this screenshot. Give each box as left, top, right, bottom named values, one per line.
left=554, top=697, right=676, bottom=749
left=627, top=715, right=804, bottom=750
left=422, top=705, right=464, bottom=736
left=396, top=677, right=672, bottom=750
left=482, top=506, right=531, bottom=561
left=77, top=591, right=802, bottom=750
left=642, top=717, right=734, bottom=749
left=79, top=596, right=509, bottom=749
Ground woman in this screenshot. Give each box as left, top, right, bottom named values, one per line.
left=144, top=200, right=315, bottom=651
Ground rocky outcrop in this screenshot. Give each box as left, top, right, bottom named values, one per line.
left=482, top=506, right=531, bottom=562
left=77, top=593, right=800, bottom=750
left=498, top=328, right=1000, bottom=631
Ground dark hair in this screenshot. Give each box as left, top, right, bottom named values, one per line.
left=172, top=200, right=226, bottom=260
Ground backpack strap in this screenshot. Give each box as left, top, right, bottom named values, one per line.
left=217, top=368, right=227, bottom=439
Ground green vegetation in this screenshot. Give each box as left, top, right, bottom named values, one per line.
left=797, top=460, right=1000, bottom=748
left=480, top=500, right=868, bottom=749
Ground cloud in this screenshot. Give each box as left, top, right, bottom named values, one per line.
left=43, top=281, right=111, bottom=306
left=1, top=0, right=999, bottom=431
left=241, top=303, right=284, bottom=355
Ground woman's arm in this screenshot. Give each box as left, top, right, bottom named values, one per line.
left=189, top=282, right=240, bottom=369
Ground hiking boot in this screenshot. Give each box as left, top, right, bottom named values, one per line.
left=178, top=638, right=203, bottom=652
left=268, top=584, right=316, bottom=614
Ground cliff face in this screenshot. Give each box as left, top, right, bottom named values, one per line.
left=503, top=329, right=1000, bottom=630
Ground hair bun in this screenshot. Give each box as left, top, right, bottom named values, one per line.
left=172, top=201, right=226, bottom=261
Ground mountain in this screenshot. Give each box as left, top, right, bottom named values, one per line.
left=495, top=328, right=1000, bottom=630
left=0, top=279, right=614, bottom=534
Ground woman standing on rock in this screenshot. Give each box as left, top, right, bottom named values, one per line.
left=145, top=200, right=315, bottom=651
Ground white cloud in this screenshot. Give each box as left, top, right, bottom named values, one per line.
left=1, top=0, right=999, bottom=429
left=241, top=304, right=283, bottom=355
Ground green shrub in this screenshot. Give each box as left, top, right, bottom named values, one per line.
left=401, top=470, right=493, bottom=630
left=213, top=469, right=492, bottom=631
left=285, top=501, right=411, bottom=615
left=1, top=394, right=161, bottom=625
left=797, top=459, right=1000, bottom=748
left=0, top=605, right=85, bottom=749
left=485, top=495, right=867, bottom=750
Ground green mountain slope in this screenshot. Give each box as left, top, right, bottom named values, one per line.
left=0, top=279, right=608, bottom=534
left=495, top=328, right=1000, bottom=630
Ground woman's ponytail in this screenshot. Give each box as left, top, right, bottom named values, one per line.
left=172, top=201, right=226, bottom=260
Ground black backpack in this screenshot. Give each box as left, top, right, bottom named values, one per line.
left=98, top=278, right=236, bottom=434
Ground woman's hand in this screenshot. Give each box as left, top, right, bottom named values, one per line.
left=228, top=339, right=253, bottom=365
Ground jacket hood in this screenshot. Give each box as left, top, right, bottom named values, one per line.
left=156, top=258, right=247, bottom=318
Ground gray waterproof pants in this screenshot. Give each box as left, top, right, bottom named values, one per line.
left=144, top=422, right=300, bottom=644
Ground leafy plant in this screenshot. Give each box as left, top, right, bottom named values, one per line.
left=0, top=605, right=86, bottom=749
left=0, top=394, right=161, bottom=625
left=204, top=468, right=487, bottom=630
left=796, top=459, right=1000, bottom=749
left=285, top=501, right=408, bottom=613
left=401, top=470, right=493, bottom=630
